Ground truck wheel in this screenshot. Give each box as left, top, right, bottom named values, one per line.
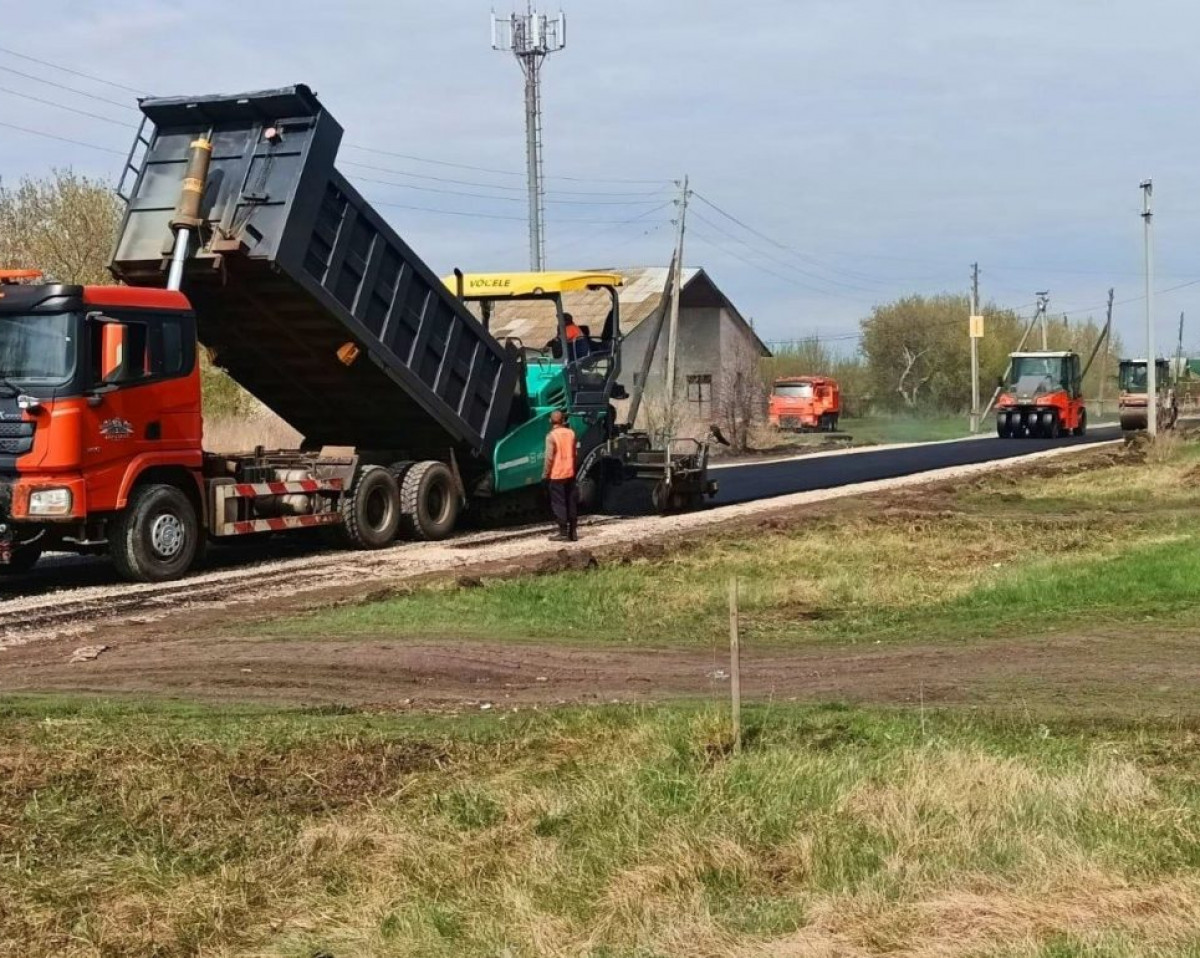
left=0, top=545, right=42, bottom=575
left=1073, top=409, right=1087, bottom=437
left=339, top=465, right=401, bottom=549
left=399, top=461, right=460, bottom=541
left=110, top=483, right=200, bottom=583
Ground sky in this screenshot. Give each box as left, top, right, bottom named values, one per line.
left=2, top=0, right=1199, bottom=354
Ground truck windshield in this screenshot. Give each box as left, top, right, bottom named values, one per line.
left=0, top=312, right=77, bottom=384
left=1010, top=356, right=1066, bottom=389
left=773, top=383, right=813, bottom=399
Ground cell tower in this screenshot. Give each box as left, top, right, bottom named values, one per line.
left=492, top=5, right=566, bottom=271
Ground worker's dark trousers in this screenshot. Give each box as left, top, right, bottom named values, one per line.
left=548, top=478, right=579, bottom=539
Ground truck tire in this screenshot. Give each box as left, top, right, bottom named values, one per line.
left=0, top=544, right=42, bottom=575
left=1073, top=409, right=1087, bottom=437
left=338, top=465, right=401, bottom=549
left=389, top=460, right=416, bottom=487
left=110, top=483, right=200, bottom=583
left=399, top=461, right=460, bottom=541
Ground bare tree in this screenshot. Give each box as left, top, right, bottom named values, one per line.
left=0, top=169, right=121, bottom=284
left=896, top=344, right=932, bottom=408
left=714, top=339, right=765, bottom=455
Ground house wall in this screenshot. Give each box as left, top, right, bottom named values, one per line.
left=618, top=302, right=761, bottom=433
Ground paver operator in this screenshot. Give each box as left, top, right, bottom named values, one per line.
left=543, top=410, right=579, bottom=542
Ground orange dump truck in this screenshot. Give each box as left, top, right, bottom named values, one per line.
left=768, top=377, right=840, bottom=432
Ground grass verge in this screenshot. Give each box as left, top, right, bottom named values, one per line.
left=6, top=698, right=1200, bottom=957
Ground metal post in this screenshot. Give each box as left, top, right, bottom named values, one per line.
left=1036, top=291, right=1050, bottom=350
left=1098, top=288, right=1114, bottom=415
left=969, top=262, right=981, bottom=433
left=729, top=575, right=742, bottom=755
left=493, top=6, right=565, bottom=272
left=1142, top=179, right=1156, bottom=436
left=664, top=176, right=689, bottom=410
left=1177, top=312, right=1186, bottom=388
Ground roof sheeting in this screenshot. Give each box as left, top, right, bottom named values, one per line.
left=482, top=266, right=771, bottom=355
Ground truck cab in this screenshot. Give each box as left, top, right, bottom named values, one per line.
left=996, top=350, right=1086, bottom=438
left=0, top=272, right=202, bottom=576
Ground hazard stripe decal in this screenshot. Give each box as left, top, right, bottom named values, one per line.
left=229, top=478, right=344, bottom=498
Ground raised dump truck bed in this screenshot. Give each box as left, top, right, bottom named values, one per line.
left=110, top=85, right=517, bottom=463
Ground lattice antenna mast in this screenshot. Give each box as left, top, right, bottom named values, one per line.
left=493, top=5, right=566, bottom=271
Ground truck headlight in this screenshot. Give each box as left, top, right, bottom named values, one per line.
left=29, top=487, right=72, bottom=516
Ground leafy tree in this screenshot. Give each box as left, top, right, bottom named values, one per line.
left=0, top=169, right=257, bottom=418
left=862, top=294, right=1032, bottom=412
left=0, top=169, right=120, bottom=284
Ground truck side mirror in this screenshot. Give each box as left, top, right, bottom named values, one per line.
left=996, top=376, right=1005, bottom=389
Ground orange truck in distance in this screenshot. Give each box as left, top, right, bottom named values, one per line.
left=768, top=376, right=840, bottom=432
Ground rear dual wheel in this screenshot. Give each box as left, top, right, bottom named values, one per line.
left=399, top=461, right=460, bottom=541
left=338, top=465, right=401, bottom=549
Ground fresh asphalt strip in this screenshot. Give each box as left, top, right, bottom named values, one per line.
left=709, top=424, right=1122, bottom=505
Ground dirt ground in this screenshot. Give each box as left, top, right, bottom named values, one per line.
left=3, top=623, right=1197, bottom=718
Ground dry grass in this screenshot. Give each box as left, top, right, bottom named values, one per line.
left=202, top=408, right=302, bottom=453
left=5, top=703, right=1200, bottom=957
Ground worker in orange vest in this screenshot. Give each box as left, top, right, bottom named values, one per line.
left=543, top=409, right=579, bottom=541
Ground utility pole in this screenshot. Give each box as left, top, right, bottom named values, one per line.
left=1098, top=288, right=1114, bottom=415
left=1177, top=312, right=1186, bottom=388
left=664, top=176, right=689, bottom=409
left=492, top=5, right=566, bottom=271
left=969, top=262, right=982, bottom=433
left=1141, top=179, right=1156, bottom=435
left=1035, top=291, right=1050, bottom=350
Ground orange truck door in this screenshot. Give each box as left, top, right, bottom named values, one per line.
left=80, top=313, right=201, bottom=511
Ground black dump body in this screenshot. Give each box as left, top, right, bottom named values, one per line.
left=110, top=85, right=517, bottom=465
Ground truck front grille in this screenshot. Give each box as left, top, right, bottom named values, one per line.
left=0, top=421, right=35, bottom=456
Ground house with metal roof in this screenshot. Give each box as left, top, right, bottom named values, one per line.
left=484, top=266, right=770, bottom=429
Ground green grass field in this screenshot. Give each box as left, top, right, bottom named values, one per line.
left=838, top=413, right=973, bottom=445
left=6, top=698, right=1200, bottom=958
left=276, top=441, right=1200, bottom=648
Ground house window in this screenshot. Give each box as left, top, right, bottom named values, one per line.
left=686, top=374, right=712, bottom=407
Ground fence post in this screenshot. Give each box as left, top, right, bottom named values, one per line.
left=729, top=576, right=742, bottom=754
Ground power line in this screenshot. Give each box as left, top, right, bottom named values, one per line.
left=689, top=207, right=887, bottom=296
left=551, top=201, right=674, bottom=260
left=691, top=190, right=904, bottom=287
left=0, top=87, right=134, bottom=129
left=0, top=44, right=674, bottom=194
left=342, top=158, right=666, bottom=198
left=0, top=118, right=126, bottom=156
left=344, top=142, right=670, bottom=185
left=0, top=63, right=138, bottom=113
left=365, top=193, right=676, bottom=225
left=349, top=169, right=671, bottom=207
left=0, top=44, right=146, bottom=95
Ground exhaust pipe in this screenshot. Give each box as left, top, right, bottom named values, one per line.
left=166, top=135, right=213, bottom=291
